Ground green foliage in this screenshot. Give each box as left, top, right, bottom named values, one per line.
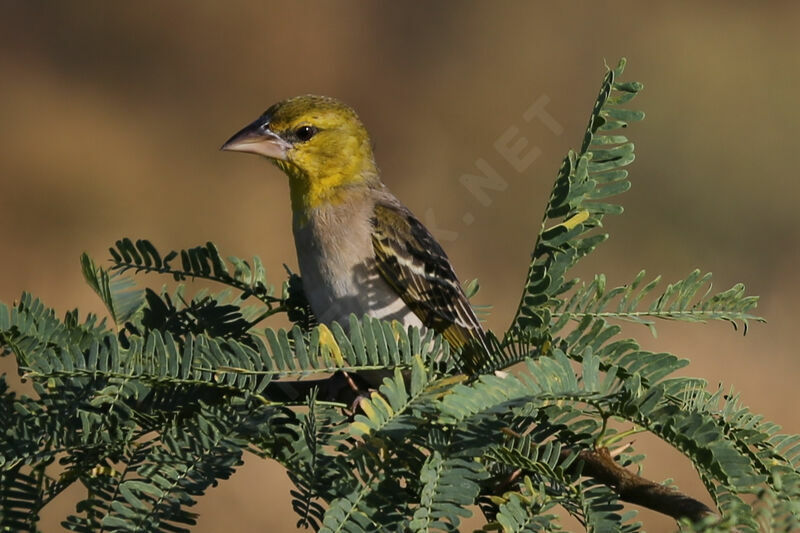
left=1, top=58, right=795, bottom=532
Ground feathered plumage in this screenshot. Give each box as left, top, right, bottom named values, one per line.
left=222, top=95, right=488, bottom=373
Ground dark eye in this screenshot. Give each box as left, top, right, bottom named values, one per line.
left=295, top=125, right=317, bottom=142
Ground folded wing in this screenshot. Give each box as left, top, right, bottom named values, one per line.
left=370, top=197, right=489, bottom=372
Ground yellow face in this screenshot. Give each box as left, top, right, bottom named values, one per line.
left=222, top=95, right=378, bottom=211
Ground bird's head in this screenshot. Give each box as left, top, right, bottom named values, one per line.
left=222, top=95, right=379, bottom=211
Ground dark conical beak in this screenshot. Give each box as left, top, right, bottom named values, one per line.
left=220, top=117, right=291, bottom=160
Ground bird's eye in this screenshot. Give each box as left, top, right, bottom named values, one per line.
left=295, top=125, right=317, bottom=142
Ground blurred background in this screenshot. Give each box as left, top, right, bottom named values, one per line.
left=1, top=2, right=798, bottom=531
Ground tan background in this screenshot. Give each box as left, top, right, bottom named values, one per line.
left=1, top=2, right=798, bottom=531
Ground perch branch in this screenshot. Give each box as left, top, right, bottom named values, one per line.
left=564, top=446, right=716, bottom=523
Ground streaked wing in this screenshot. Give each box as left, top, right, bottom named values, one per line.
left=371, top=198, right=488, bottom=370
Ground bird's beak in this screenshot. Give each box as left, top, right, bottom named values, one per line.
left=220, top=118, right=291, bottom=160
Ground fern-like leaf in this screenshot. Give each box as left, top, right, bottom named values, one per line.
left=81, top=253, right=145, bottom=325
left=511, top=58, right=644, bottom=335
left=553, top=270, right=763, bottom=337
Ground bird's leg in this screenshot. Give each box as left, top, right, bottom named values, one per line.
left=341, top=371, right=360, bottom=393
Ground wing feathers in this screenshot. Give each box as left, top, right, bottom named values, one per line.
left=370, top=197, right=488, bottom=371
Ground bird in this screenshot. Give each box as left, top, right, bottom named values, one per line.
left=221, top=95, right=488, bottom=375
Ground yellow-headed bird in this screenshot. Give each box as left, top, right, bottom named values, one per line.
left=222, top=95, right=488, bottom=373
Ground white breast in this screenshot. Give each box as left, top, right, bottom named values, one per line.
left=293, top=202, right=423, bottom=331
